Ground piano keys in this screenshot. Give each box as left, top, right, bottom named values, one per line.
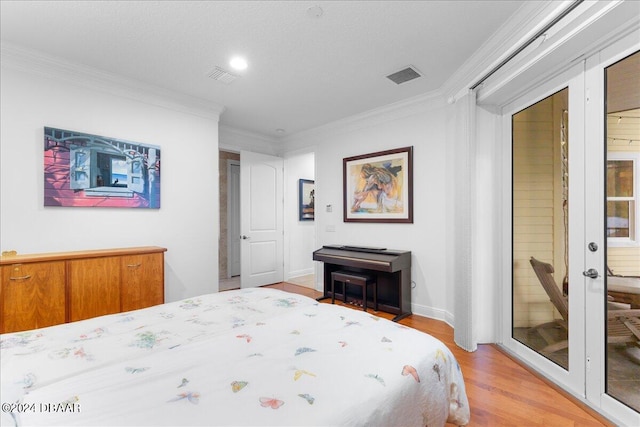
left=313, top=245, right=411, bottom=321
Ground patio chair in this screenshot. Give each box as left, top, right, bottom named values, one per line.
left=608, top=309, right=640, bottom=347
left=529, top=257, right=569, bottom=353
left=530, top=257, right=640, bottom=352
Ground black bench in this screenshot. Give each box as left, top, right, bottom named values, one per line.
left=330, top=270, right=377, bottom=311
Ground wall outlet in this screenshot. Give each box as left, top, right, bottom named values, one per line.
left=326, top=225, right=335, bottom=232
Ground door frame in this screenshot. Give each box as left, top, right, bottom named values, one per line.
left=500, top=61, right=587, bottom=397
left=240, top=150, right=284, bottom=288
left=499, top=30, right=640, bottom=425
left=226, top=159, right=241, bottom=278
left=583, top=32, right=640, bottom=425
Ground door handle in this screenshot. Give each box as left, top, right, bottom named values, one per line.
left=241, top=235, right=250, bottom=240
left=582, top=268, right=600, bottom=279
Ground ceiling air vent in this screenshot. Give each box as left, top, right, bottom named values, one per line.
left=386, top=66, right=421, bottom=85
left=207, top=66, right=239, bottom=84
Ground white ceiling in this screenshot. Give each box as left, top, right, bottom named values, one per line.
left=0, top=1, right=527, bottom=139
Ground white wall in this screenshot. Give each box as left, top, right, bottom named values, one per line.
left=0, top=59, right=221, bottom=303
left=284, top=151, right=315, bottom=281
left=282, top=95, right=454, bottom=321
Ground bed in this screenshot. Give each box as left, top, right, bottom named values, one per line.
left=1, top=287, right=470, bottom=426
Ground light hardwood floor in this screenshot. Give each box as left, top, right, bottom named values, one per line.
left=265, top=282, right=614, bottom=427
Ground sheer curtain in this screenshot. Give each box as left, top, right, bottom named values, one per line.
left=453, top=89, right=477, bottom=352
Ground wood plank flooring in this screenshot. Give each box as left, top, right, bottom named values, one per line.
left=265, top=282, right=613, bottom=427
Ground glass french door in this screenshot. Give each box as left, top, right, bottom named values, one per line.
left=585, top=41, right=639, bottom=424
left=511, top=87, right=571, bottom=371
left=506, top=62, right=587, bottom=396
left=505, top=31, right=639, bottom=425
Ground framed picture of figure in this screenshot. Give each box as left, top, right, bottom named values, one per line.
left=343, top=146, right=413, bottom=223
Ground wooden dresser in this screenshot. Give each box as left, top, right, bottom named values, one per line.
left=0, top=246, right=167, bottom=334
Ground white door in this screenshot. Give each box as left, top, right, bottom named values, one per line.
left=504, top=62, right=587, bottom=396
left=504, top=32, right=640, bottom=424
left=240, top=151, right=284, bottom=288
left=583, top=36, right=639, bottom=425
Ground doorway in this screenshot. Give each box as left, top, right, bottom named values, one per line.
left=228, top=160, right=241, bottom=278
left=503, top=37, right=639, bottom=425
left=219, top=150, right=240, bottom=291
left=511, top=88, right=569, bottom=370
left=218, top=149, right=317, bottom=291
left=604, top=50, right=640, bottom=413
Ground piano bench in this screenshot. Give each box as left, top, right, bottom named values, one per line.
left=331, top=271, right=377, bottom=311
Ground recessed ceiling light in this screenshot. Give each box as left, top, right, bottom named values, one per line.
left=275, top=128, right=286, bottom=134
left=229, top=57, right=248, bottom=71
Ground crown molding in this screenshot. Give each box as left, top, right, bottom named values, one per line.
left=280, top=88, right=447, bottom=152
left=477, top=1, right=639, bottom=106
left=219, top=124, right=280, bottom=155
left=442, top=1, right=576, bottom=103
left=0, top=42, right=225, bottom=120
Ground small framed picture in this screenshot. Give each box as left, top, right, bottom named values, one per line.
left=299, top=179, right=315, bottom=221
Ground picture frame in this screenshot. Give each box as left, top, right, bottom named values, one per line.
left=299, top=179, right=315, bottom=221
left=44, top=127, right=161, bottom=208
left=343, top=146, right=413, bottom=223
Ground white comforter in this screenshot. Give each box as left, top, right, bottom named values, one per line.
left=1, top=288, right=470, bottom=426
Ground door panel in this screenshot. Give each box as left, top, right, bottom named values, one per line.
left=504, top=63, right=586, bottom=396
left=240, top=151, right=283, bottom=288
left=583, top=34, right=640, bottom=425
left=512, top=88, right=570, bottom=370
left=603, top=50, right=640, bottom=416
left=504, top=33, right=640, bottom=424
left=0, top=261, right=66, bottom=333
left=121, top=253, right=164, bottom=312
left=69, top=257, right=121, bottom=321
left=249, top=241, right=279, bottom=275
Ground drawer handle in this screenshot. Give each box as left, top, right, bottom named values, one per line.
left=9, top=274, right=32, bottom=280
left=127, top=263, right=142, bottom=268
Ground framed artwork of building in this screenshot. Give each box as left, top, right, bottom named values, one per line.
left=44, top=127, right=161, bottom=208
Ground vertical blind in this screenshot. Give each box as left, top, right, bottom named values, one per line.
left=454, top=90, right=478, bottom=352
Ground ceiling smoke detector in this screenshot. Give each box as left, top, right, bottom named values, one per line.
left=307, top=5, right=323, bottom=18
left=386, top=66, right=422, bottom=85
left=207, top=67, right=239, bottom=84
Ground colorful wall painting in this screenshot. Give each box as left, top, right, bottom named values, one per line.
left=343, top=146, right=413, bottom=223
left=44, top=127, right=160, bottom=208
